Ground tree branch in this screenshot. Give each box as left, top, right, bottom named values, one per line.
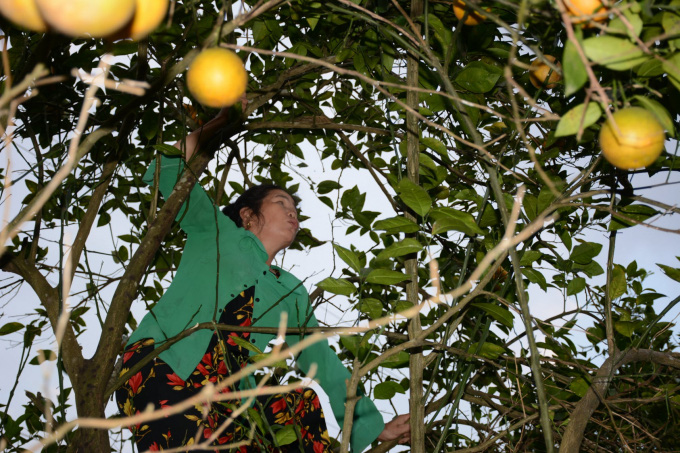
left=561, top=348, right=680, bottom=452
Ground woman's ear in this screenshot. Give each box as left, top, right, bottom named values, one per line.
left=239, top=207, right=253, bottom=229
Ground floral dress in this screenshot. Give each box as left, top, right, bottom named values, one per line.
left=115, top=286, right=332, bottom=452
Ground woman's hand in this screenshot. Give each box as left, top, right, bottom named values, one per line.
left=377, top=414, right=411, bottom=444
left=179, top=104, right=238, bottom=161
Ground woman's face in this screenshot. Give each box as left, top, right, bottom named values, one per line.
left=241, top=189, right=299, bottom=257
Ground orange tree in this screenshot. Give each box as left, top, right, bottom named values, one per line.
left=0, top=0, right=679, bottom=452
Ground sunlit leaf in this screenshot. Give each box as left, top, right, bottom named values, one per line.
left=376, top=238, right=423, bottom=261
left=430, top=207, right=484, bottom=236
left=317, top=277, right=356, bottom=296
left=658, top=262, right=680, bottom=283
left=567, top=277, right=586, bottom=296
left=366, top=269, right=411, bottom=285
left=374, top=381, right=405, bottom=399
left=275, top=425, right=298, bottom=445
left=583, top=36, right=649, bottom=71
left=563, top=39, right=587, bottom=96
left=373, top=216, right=420, bottom=234
left=609, top=265, right=627, bottom=300
left=397, top=179, right=431, bottom=217
left=555, top=103, right=602, bottom=137
left=333, top=243, right=361, bottom=272
left=358, top=298, right=383, bottom=319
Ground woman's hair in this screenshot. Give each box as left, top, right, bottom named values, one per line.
left=221, top=184, right=291, bottom=227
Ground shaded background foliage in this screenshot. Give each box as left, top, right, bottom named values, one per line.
left=0, top=0, right=679, bottom=451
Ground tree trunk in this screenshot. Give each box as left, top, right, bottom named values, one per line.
left=68, top=360, right=109, bottom=453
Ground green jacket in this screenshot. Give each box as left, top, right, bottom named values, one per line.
left=128, top=154, right=384, bottom=451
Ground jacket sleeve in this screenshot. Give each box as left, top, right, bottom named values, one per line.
left=143, top=154, right=225, bottom=235
left=287, top=293, right=385, bottom=452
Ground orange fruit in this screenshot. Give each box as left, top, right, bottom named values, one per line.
left=111, top=0, right=169, bottom=41
left=529, top=55, right=562, bottom=90
left=599, top=107, right=666, bottom=170
left=564, top=0, right=609, bottom=26
left=186, top=48, right=248, bottom=108
left=35, top=0, right=136, bottom=38
left=0, top=0, right=47, bottom=32
left=453, top=0, right=487, bottom=26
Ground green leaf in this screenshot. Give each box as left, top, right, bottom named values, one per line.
left=0, top=322, right=24, bottom=336
left=582, top=36, right=649, bottom=71
left=570, top=242, right=603, bottom=264
left=366, top=269, right=411, bottom=285
left=615, top=321, right=635, bottom=338
left=275, top=425, right=298, bottom=446
left=662, top=11, right=680, bottom=51
left=471, top=303, right=514, bottom=328
left=658, top=263, right=680, bottom=283
left=317, top=180, right=341, bottom=194
left=563, top=39, right=587, bottom=96
left=636, top=58, right=665, bottom=77
left=430, top=207, right=484, bottom=236
left=519, top=251, right=543, bottom=266
left=247, top=407, right=266, bottom=433
left=373, top=216, right=420, bottom=234
left=374, top=381, right=405, bottom=399
left=567, top=277, right=586, bottom=296
left=609, top=204, right=659, bottom=230
left=333, top=244, right=361, bottom=272
left=663, top=53, right=680, bottom=92
left=229, top=335, right=264, bottom=355
left=250, top=353, right=287, bottom=368
left=632, top=96, right=676, bottom=138
left=317, top=277, right=356, bottom=296
left=380, top=351, right=409, bottom=368
left=153, top=143, right=182, bottom=156
left=573, top=260, right=605, bottom=277
left=397, top=179, right=431, bottom=217
left=522, top=268, right=548, bottom=291
left=358, top=298, right=383, bottom=319
left=609, top=10, right=643, bottom=39
left=555, top=103, right=602, bottom=137
left=471, top=342, right=505, bottom=360
left=455, top=61, right=503, bottom=94
left=570, top=377, right=590, bottom=398
left=340, top=335, right=360, bottom=355
left=421, top=137, right=447, bottom=156
left=609, top=265, right=627, bottom=300
left=376, top=238, right=423, bottom=261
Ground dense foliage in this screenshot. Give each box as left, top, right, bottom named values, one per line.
left=1, top=0, right=679, bottom=451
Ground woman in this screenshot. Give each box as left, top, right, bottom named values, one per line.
left=115, top=109, right=410, bottom=452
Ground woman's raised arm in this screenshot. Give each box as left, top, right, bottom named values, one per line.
left=174, top=107, right=231, bottom=161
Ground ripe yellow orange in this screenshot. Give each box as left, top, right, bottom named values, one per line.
left=453, top=0, right=487, bottom=26
left=599, top=107, right=666, bottom=170
left=35, top=0, right=136, bottom=38
left=564, top=0, right=609, bottom=26
left=186, top=48, right=248, bottom=108
left=111, top=0, right=168, bottom=41
left=529, top=55, right=562, bottom=90
left=0, top=0, right=47, bottom=32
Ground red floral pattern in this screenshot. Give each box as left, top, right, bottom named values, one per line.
left=115, top=287, right=332, bottom=452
